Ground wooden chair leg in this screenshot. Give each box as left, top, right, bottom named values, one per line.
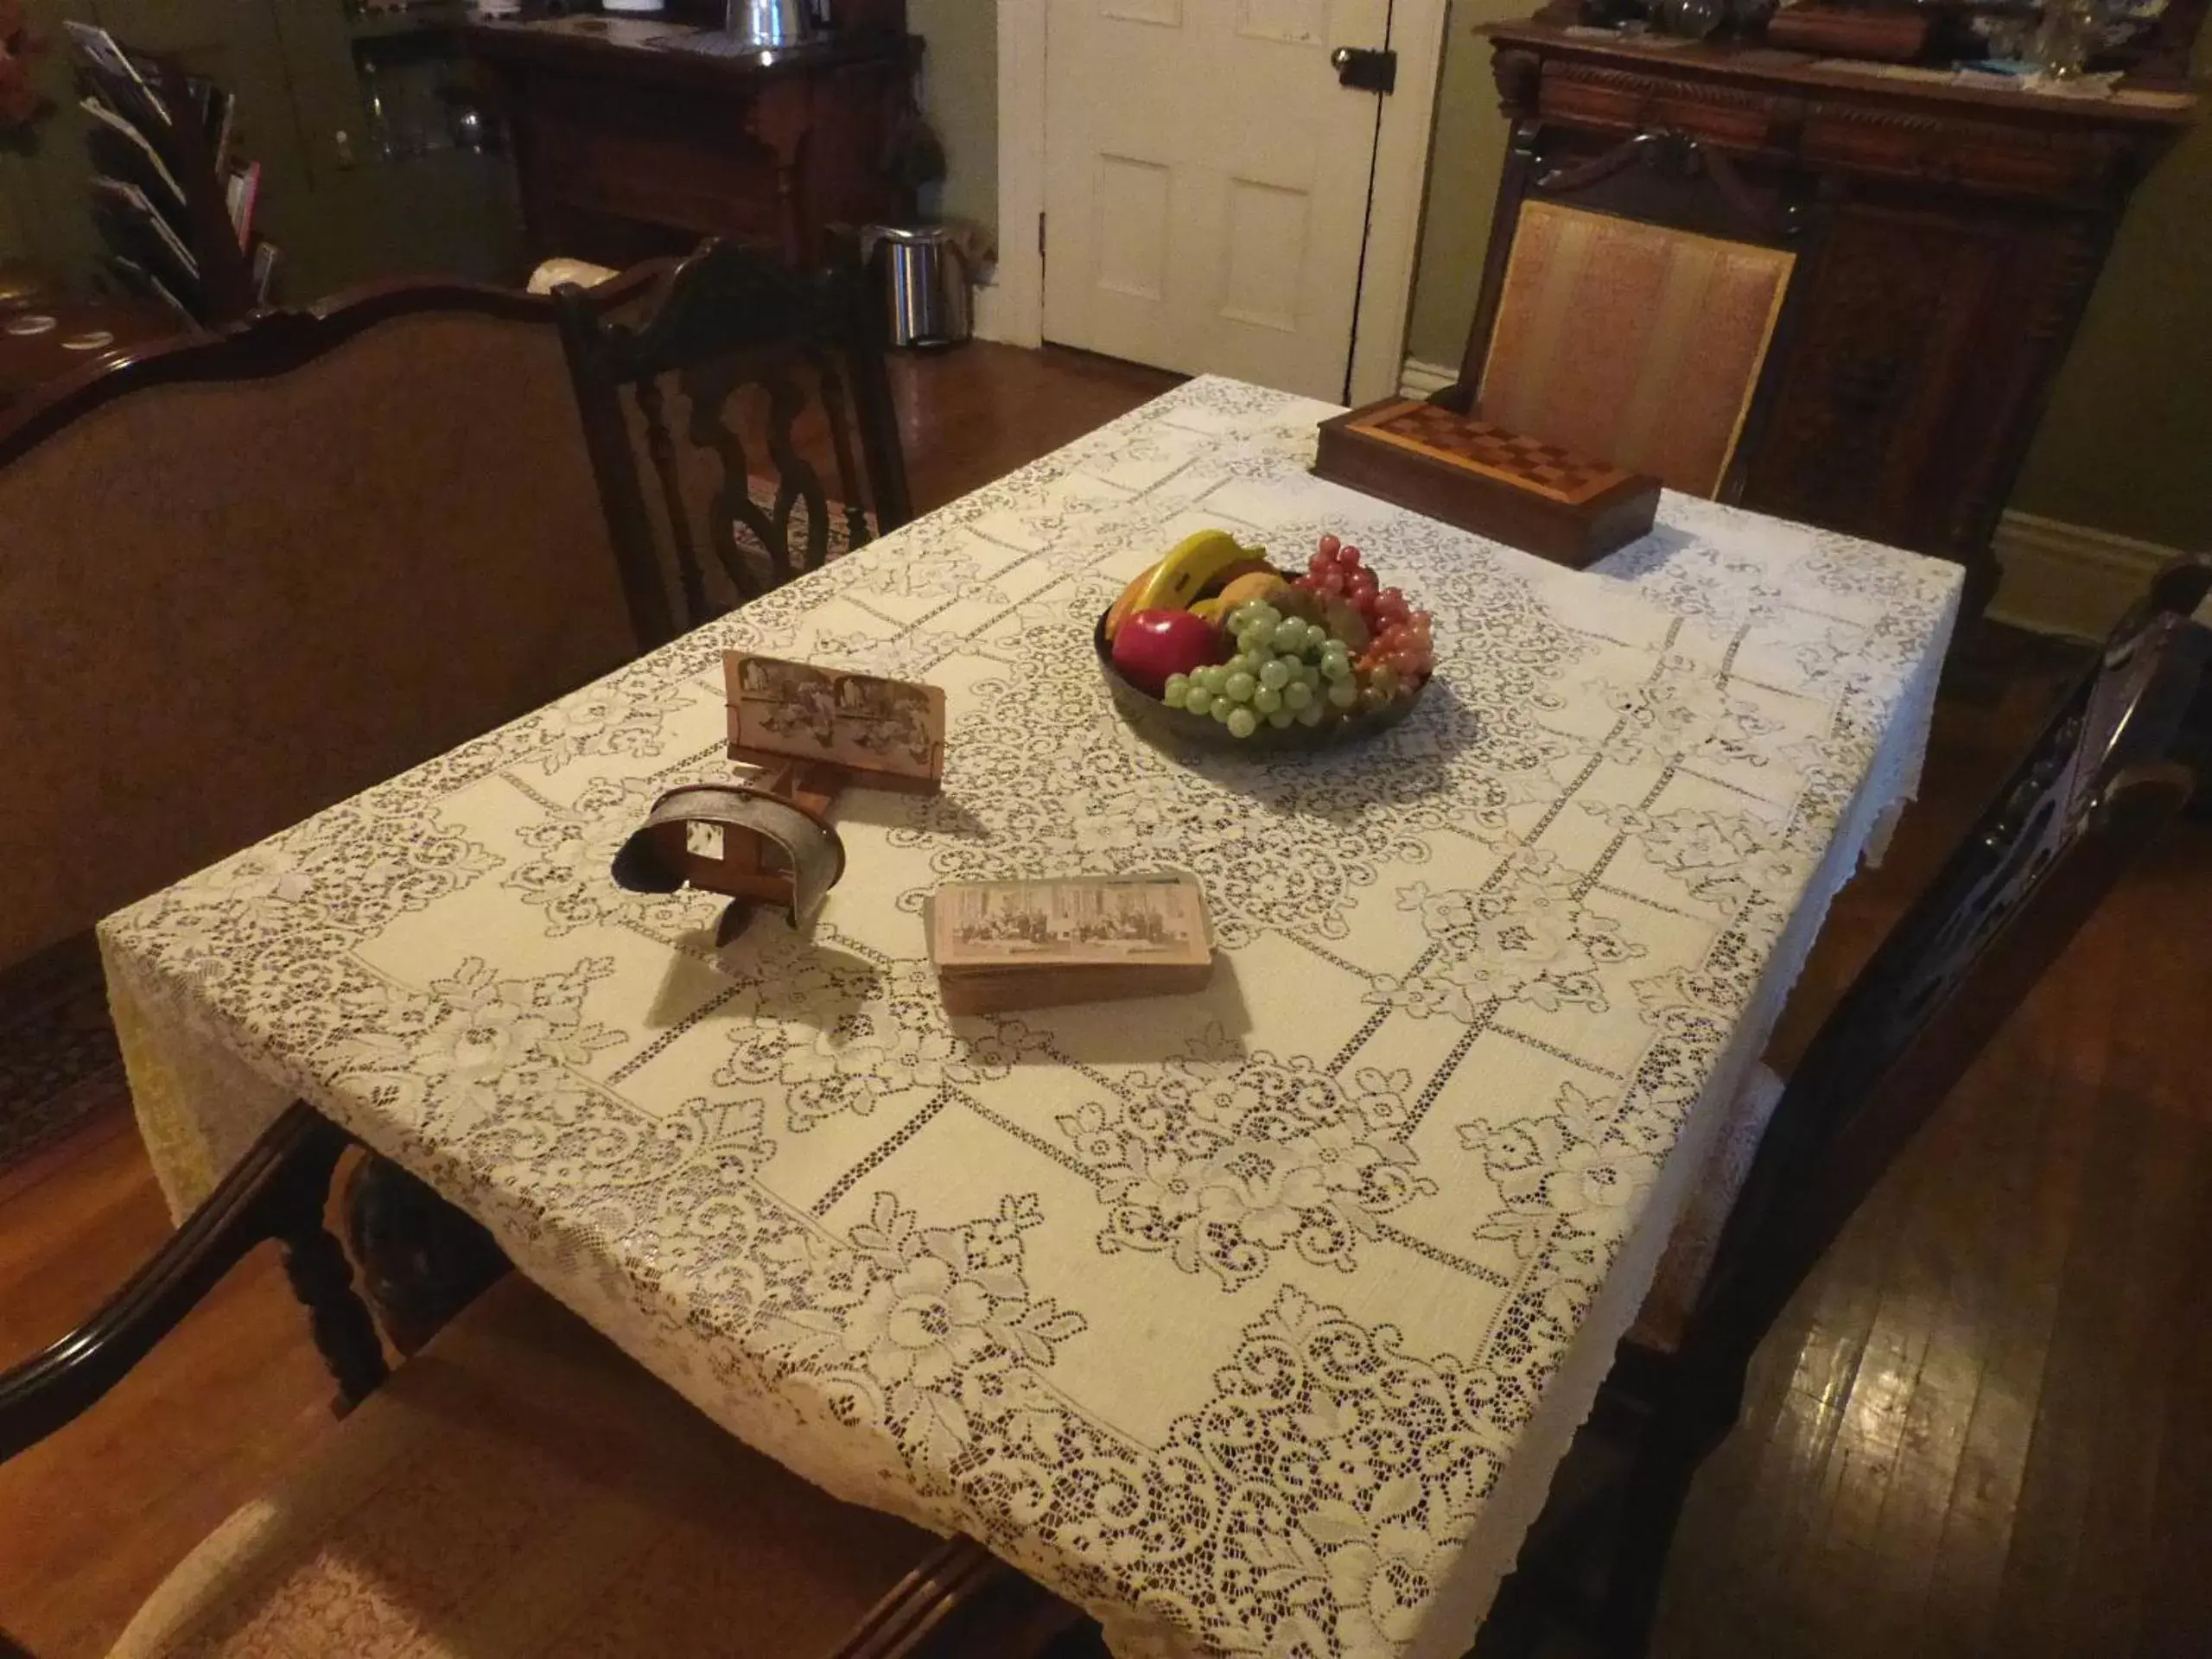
left=1465, top=1567, right=1572, bottom=1657
left=1573, top=1346, right=1750, bottom=1657
left=1598, top=1399, right=1740, bottom=1659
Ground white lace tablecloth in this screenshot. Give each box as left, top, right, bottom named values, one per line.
left=100, top=378, right=1961, bottom=1659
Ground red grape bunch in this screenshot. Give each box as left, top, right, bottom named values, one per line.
left=1292, top=534, right=1435, bottom=707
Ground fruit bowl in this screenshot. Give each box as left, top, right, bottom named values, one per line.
left=1094, top=531, right=1436, bottom=754
left=1093, top=609, right=1424, bottom=753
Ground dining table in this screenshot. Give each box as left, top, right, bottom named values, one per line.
left=99, top=375, right=1963, bottom=1659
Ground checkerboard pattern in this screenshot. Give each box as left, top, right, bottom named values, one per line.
left=1356, top=401, right=1632, bottom=504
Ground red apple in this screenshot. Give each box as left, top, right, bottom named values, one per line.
left=1111, top=607, right=1224, bottom=696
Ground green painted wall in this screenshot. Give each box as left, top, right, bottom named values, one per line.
left=2008, top=34, right=2212, bottom=550
left=1405, top=0, right=1523, bottom=373
left=3, top=0, right=535, bottom=302
left=909, top=0, right=997, bottom=245
left=1402, top=7, right=2212, bottom=550
left=0, top=0, right=99, bottom=281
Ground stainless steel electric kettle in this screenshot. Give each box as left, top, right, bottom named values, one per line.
left=726, top=0, right=816, bottom=48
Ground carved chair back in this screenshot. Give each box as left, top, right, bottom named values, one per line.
left=1529, top=573, right=2212, bottom=1655
left=555, top=238, right=912, bottom=652
left=1687, top=576, right=2209, bottom=1406
left=1446, top=116, right=1822, bottom=499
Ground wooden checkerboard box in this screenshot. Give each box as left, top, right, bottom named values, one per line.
left=1313, top=397, right=1660, bottom=569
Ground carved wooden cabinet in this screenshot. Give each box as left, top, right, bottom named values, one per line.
left=465, top=15, right=918, bottom=271
left=1474, top=22, right=2195, bottom=603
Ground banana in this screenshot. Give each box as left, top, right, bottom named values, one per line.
left=1130, top=530, right=1265, bottom=614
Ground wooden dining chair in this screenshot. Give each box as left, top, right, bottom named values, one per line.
left=526, top=256, right=622, bottom=296
left=0, top=271, right=670, bottom=981
left=2143, top=553, right=2212, bottom=810
left=0, top=270, right=688, bottom=1376
left=1476, top=572, right=2211, bottom=1656
left=1434, top=125, right=1814, bottom=500
left=554, top=238, right=913, bottom=653
left=0, top=1104, right=1089, bottom=1659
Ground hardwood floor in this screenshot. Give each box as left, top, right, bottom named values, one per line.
left=3, top=346, right=2208, bottom=1659
left=1655, top=631, right=2212, bottom=1659
left=882, top=341, right=1181, bottom=508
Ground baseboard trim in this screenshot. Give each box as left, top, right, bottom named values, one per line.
left=1989, top=511, right=2183, bottom=641
left=969, top=272, right=1037, bottom=349
left=1398, top=356, right=1458, bottom=399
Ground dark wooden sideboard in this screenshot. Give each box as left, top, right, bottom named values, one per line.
left=1467, top=22, right=2196, bottom=604
left=465, top=15, right=918, bottom=270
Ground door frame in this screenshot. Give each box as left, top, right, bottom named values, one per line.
left=982, top=0, right=1450, bottom=407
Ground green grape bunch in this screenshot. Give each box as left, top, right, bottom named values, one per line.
left=1161, top=597, right=1363, bottom=740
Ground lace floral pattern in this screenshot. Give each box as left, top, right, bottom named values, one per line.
left=101, top=377, right=1961, bottom=1658
left=1463, top=1082, right=1660, bottom=1265
left=1374, top=855, right=1649, bottom=1020
left=1065, top=1031, right=1436, bottom=1289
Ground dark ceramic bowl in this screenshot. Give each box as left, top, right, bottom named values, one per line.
left=1092, top=609, right=1424, bottom=753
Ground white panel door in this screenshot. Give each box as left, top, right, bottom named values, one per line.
left=1042, top=0, right=1393, bottom=401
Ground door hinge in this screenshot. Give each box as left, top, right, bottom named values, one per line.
left=1039, top=211, right=1047, bottom=268
left=1331, top=46, right=1396, bottom=94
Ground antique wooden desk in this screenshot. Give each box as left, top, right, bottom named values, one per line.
left=1468, top=20, right=2196, bottom=606
left=464, top=12, right=918, bottom=268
